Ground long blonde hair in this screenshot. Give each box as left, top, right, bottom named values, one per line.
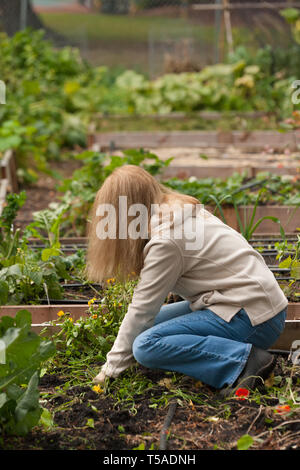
left=86, top=165, right=198, bottom=284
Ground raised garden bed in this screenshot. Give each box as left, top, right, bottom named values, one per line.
left=211, top=205, right=300, bottom=234
left=93, top=110, right=274, bottom=123
left=1, top=303, right=298, bottom=352
left=1, top=232, right=299, bottom=352
left=88, top=129, right=300, bottom=151
left=88, top=130, right=300, bottom=178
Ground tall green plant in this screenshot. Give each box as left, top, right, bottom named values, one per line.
left=0, top=192, right=72, bottom=305
left=209, top=190, right=284, bottom=241
left=0, top=310, right=55, bottom=436
left=233, top=190, right=284, bottom=241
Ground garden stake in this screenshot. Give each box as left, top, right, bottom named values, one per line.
left=159, top=401, right=177, bottom=450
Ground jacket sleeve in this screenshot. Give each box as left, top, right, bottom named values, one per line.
left=102, top=238, right=184, bottom=378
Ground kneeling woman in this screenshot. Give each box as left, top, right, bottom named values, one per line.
left=87, top=165, right=287, bottom=394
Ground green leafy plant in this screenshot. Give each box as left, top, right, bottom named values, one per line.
left=237, top=434, right=254, bottom=450
left=233, top=190, right=284, bottom=241
left=0, top=192, right=77, bottom=305
left=115, top=61, right=295, bottom=116
left=280, top=8, right=300, bottom=44
left=164, top=172, right=300, bottom=208
left=0, top=29, right=126, bottom=176
left=275, top=233, right=300, bottom=302
left=50, top=277, right=137, bottom=364
left=41, top=149, right=172, bottom=236
left=0, top=309, right=55, bottom=436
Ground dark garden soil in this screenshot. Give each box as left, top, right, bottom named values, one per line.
left=14, top=158, right=82, bottom=233
left=40, top=283, right=102, bottom=304
left=2, top=355, right=300, bottom=451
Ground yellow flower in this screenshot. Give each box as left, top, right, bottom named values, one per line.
left=92, top=385, right=104, bottom=394
left=92, top=314, right=97, bottom=319
left=68, top=317, right=73, bottom=322
left=118, top=303, right=122, bottom=307
left=57, top=310, right=65, bottom=317
left=88, top=298, right=95, bottom=306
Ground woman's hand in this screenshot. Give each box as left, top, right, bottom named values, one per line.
left=93, top=368, right=108, bottom=385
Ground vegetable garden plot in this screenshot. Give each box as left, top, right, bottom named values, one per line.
left=88, top=130, right=300, bottom=179
left=210, top=205, right=300, bottom=234
left=1, top=205, right=300, bottom=452
left=0, top=235, right=299, bottom=351
left=7, top=146, right=300, bottom=237
left=1, top=354, right=300, bottom=451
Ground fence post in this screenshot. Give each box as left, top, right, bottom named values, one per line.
left=20, top=0, right=28, bottom=31
left=0, top=81, right=5, bottom=105
left=214, top=0, right=222, bottom=63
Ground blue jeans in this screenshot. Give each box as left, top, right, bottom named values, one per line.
left=132, top=301, right=287, bottom=389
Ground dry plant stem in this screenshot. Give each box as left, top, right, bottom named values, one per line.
left=87, top=283, right=103, bottom=297
left=255, top=419, right=300, bottom=440
left=288, top=365, right=299, bottom=405
left=159, top=402, right=177, bottom=450
left=275, top=430, right=300, bottom=446
left=247, top=405, right=263, bottom=434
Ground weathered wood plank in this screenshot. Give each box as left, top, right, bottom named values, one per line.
left=1, top=302, right=298, bottom=352
left=89, top=130, right=298, bottom=151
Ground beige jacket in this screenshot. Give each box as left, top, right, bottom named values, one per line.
left=102, top=206, right=288, bottom=378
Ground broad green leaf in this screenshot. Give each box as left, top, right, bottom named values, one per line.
left=133, top=442, right=146, bottom=450
left=86, top=418, right=95, bottom=428
left=0, top=316, right=15, bottom=333
left=291, top=260, right=300, bottom=280
left=41, top=246, right=61, bottom=262
left=279, top=256, right=292, bottom=269
left=237, top=434, right=254, bottom=450
left=15, top=310, right=32, bottom=330
left=0, top=314, right=55, bottom=389
left=13, top=372, right=42, bottom=435
left=0, top=392, right=8, bottom=410
left=39, top=407, right=55, bottom=430
left=280, top=8, right=300, bottom=23
left=0, top=136, right=22, bottom=152
left=6, top=383, right=23, bottom=401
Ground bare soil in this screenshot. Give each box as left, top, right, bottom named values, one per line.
left=14, top=158, right=82, bottom=232
left=2, top=355, right=300, bottom=451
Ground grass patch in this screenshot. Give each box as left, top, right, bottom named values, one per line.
left=40, top=12, right=214, bottom=44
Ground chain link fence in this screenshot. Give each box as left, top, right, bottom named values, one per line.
left=0, top=1, right=298, bottom=75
